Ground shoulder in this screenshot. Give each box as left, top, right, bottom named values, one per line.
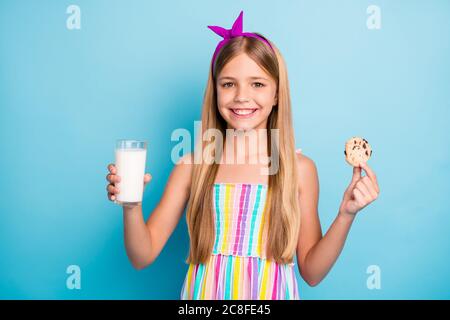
left=295, top=150, right=319, bottom=193
left=295, top=151, right=316, bottom=170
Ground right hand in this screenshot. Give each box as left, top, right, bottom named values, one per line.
left=106, top=163, right=152, bottom=202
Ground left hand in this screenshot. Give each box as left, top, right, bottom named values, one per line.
left=339, top=162, right=380, bottom=216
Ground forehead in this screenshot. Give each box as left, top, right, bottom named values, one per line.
left=218, top=53, right=271, bottom=79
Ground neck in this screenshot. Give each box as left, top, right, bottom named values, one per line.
left=221, top=128, right=269, bottom=165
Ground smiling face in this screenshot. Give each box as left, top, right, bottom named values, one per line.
left=216, top=53, right=278, bottom=131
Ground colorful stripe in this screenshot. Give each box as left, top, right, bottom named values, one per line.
left=247, top=185, right=263, bottom=256
left=180, top=254, right=300, bottom=300
left=180, top=183, right=300, bottom=300
left=213, top=183, right=268, bottom=258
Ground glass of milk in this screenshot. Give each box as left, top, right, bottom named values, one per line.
left=114, top=139, right=147, bottom=207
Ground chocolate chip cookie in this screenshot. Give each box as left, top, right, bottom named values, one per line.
left=344, top=137, right=372, bottom=166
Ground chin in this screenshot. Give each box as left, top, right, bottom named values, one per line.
left=227, top=120, right=258, bottom=131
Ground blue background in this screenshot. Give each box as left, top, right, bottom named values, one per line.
left=0, top=0, right=449, bottom=299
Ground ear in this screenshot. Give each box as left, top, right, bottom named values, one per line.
left=273, top=93, right=278, bottom=107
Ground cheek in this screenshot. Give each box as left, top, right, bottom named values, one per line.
left=260, top=105, right=274, bottom=119
left=216, top=90, right=231, bottom=120
left=255, top=90, right=276, bottom=109
left=216, top=88, right=234, bottom=106
left=216, top=96, right=226, bottom=112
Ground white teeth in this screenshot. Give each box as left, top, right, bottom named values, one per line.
left=232, top=109, right=256, bottom=115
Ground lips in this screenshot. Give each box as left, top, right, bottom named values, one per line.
left=230, top=108, right=258, bottom=118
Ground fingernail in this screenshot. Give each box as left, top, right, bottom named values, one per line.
left=111, top=195, right=115, bottom=200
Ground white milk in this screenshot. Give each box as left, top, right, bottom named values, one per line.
left=115, top=148, right=147, bottom=204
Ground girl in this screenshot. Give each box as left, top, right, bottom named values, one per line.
left=105, top=11, right=380, bottom=300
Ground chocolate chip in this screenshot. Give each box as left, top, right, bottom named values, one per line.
left=365, top=150, right=368, bottom=156
left=370, top=150, right=373, bottom=155
left=363, top=143, right=366, bottom=149
left=344, top=150, right=347, bottom=156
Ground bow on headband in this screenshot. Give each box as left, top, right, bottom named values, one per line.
left=207, top=11, right=274, bottom=74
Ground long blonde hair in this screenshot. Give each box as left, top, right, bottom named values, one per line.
left=186, top=34, right=300, bottom=265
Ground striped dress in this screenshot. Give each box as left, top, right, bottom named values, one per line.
left=180, top=183, right=300, bottom=300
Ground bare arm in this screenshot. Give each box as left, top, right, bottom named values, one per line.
left=120, top=154, right=192, bottom=269
left=295, top=153, right=379, bottom=286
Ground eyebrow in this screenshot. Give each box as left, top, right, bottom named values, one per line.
left=218, top=76, right=270, bottom=81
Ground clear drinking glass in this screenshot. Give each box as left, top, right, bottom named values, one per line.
left=114, top=139, right=147, bottom=207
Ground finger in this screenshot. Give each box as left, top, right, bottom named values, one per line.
left=356, top=181, right=372, bottom=202
left=106, top=173, right=114, bottom=183
left=144, top=173, right=152, bottom=184
left=107, top=184, right=120, bottom=194
left=359, top=162, right=379, bottom=193
left=361, top=176, right=378, bottom=199
left=344, top=167, right=361, bottom=198
left=108, top=192, right=116, bottom=201
left=351, top=166, right=362, bottom=184
left=108, top=164, right=117, bottom=174
left=106, top=174, right=121, bottom=183
left=352, top=188, right=366, bottom=207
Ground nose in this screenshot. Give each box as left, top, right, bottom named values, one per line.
left=234, top=91, right=250, bottom=103
left=233, top=84, right=251, bottom=103
left=234, top=97, right=250, bottom=103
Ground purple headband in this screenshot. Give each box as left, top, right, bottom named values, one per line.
left=207, top=11, right=274, bottom=75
